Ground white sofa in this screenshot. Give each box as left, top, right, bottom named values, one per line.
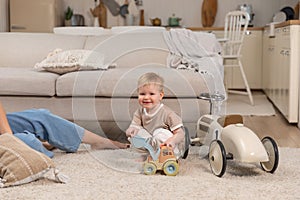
left=0, top=28, right=221, bottom=141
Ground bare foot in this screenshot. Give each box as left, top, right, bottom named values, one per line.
left=91, top=138, right=130, bottom=150
left=82, top=130, right=130, bottom=150
left=110, top=140, right=130, bottom=149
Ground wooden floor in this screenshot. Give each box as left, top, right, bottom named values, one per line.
left=243, top=106, right=300, bottom=148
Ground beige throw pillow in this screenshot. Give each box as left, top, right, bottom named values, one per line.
left=34, top=49, right=109, bottom=74
left=0, top=134, right=67, bottom=188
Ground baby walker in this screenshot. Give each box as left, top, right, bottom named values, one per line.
left=192, top=92, right=279, bottom=177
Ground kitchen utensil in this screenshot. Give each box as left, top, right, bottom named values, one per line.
left=273, top=11, right=286, bottom=23
left=125, top=14, right=135, bottom=25
left=201, top=0, right=217, bottom=27
left=280, top=6, right=295, bottom=20
left=101, top=0, right=120, bottom=16
left=168, top=14, right=181, bottom=27
left=267, top=22, right=281, bottom=37
left=90, top=1, right=107, bottom=28
left=150, top=18, right=161, bottom=26
left=237, top=4, right=255, bottom=26
left=294, top=2, right=299, bottom=20
left=128, top=0, right=139, bottom=16
left=139, top=9, right=145, bottom=26
left=71, top=14, right=84, bottom=26
left=120, top=0, right=129, bottom=18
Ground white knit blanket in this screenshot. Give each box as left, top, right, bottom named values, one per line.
left=163, top=28, right=226, bottom=99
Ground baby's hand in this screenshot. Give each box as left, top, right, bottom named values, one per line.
left=126, top=127, right=139, bottom=138
left=162, top=139, right=176, bottom=150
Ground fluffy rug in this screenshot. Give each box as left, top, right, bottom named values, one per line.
left=223, top=93, right=275, bottom=116
left=1, top=145, right=299, bottom=199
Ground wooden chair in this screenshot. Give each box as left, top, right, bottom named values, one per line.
left=219, top=11, right=254, bottom=105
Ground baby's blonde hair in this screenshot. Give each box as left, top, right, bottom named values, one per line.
left=138, top=72, right=164, bottom=92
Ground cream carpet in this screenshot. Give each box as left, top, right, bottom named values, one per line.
left=223, top=93, right=276, bottom=116
left=1, top=145, right=300, bottom=200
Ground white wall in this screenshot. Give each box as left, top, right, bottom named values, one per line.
left=1, top=0, right=299, bottom=31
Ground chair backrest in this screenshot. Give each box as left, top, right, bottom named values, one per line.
left=223, top=11, right=250, bottom=56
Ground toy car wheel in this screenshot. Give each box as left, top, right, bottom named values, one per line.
left=182, top=148, right=189, bottom=159
left=209, top=140, right=227, bottom=177
left=182, top=127, right=191, bottom=159
left=260, top=136, right=279, bottom=173
left=143, top=162, right=157, bottom=175
left=163, top=160, right=179, bottom=176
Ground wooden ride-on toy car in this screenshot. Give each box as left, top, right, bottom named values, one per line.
left=193, top=93, right=280, bottom=177
left=130, top=136, right=179, bottom=176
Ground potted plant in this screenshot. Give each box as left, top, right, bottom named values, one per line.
left=64, top=6, right=73, bottom=26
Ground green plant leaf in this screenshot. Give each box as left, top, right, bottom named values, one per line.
left=65, top=6, right=73, bottom=20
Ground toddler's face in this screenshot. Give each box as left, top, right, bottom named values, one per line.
left=138, top=83, right=164, bottom=112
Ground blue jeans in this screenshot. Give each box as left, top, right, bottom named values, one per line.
left=7, top=109, right=85, bottom=158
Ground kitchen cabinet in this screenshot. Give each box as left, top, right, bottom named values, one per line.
left=10, top=0, right=62, bottom=32
left=262, top=24, right=300, bottom=123
left=204, top=29, right=263, bottom=89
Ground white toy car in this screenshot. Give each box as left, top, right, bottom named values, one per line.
left=192, top=93, right=279, bottom=177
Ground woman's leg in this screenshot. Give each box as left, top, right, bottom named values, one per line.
left=14, top=131, right=54, bottom=158
left=82, top=130, right=129, bottom=149
left=7, top=109, right=128, bottom=153
left=7, top=109, right=84, bottom=152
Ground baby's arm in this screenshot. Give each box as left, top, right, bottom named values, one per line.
left=126, top=109, right=143, bottom=138
left=125, top=126, right=140, bottom=137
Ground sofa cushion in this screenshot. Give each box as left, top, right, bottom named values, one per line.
left=0, top=33, right=87, bottom=68
left=0, top=68, right=58, bottom=96
left=56, top=65, right=208, bottom=98
left=84, top=32, right=168, bottom=68
left=34, top=49, right=107, bottom=75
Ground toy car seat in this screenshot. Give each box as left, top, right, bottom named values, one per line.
left=219, top=114, right=244, bottom=127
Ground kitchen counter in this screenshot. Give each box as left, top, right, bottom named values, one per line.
left=188, top=26, right=264, bottom=31
left=265, top=20, right=300, bottom=29
left=187, top=20, right=300, bottom=31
